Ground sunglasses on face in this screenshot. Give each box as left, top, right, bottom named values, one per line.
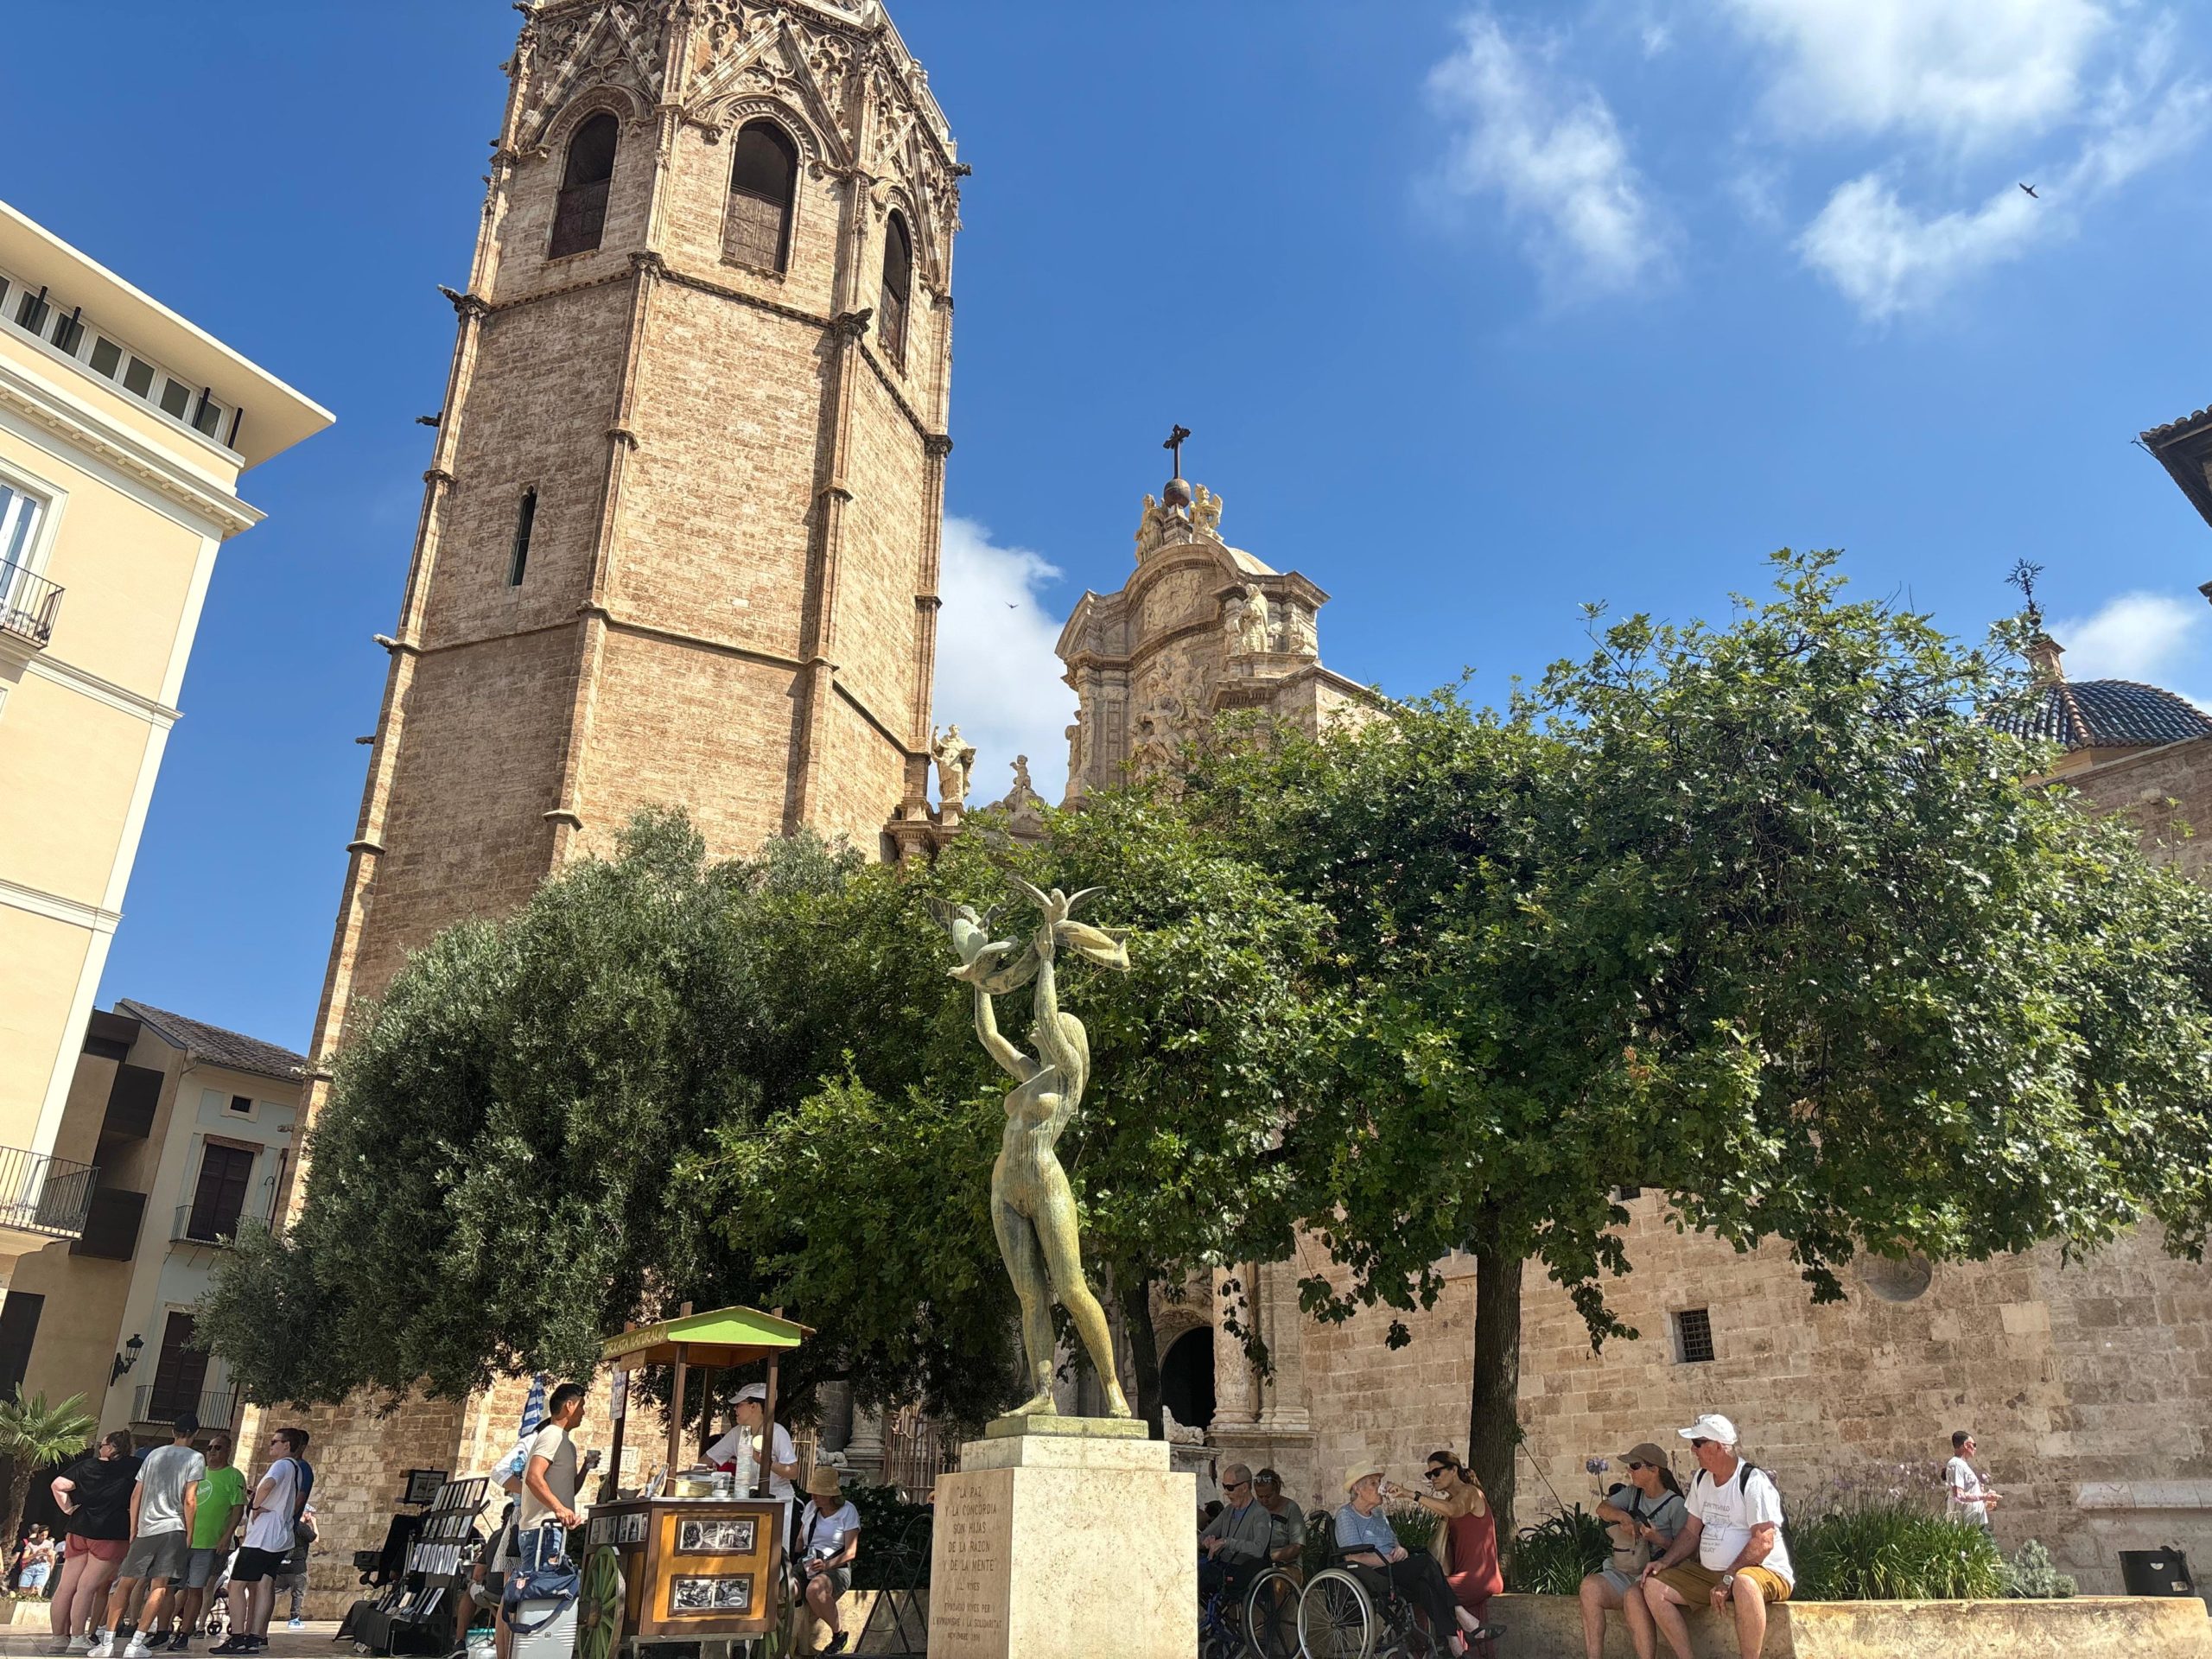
left=1626, top=1461, right=1649, bottom=1471
left=1690, top=1439, right=1713, bottom=1449
left=1223, top=1480, right=1249, bottom=1491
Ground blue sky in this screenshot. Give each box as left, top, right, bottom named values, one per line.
left=6, top=0, right=2210, bottom=1052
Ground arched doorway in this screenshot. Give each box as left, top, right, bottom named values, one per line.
left=1160, top=1325, right=1217, bottom=1431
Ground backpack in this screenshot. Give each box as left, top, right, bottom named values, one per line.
left=278, top=1458, right=316, bottom=1550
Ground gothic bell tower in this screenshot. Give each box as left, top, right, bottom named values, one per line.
left=308, top=0, right=962, bottom=1052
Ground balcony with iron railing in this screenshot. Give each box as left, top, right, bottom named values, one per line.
left=172, top=1202, right=270, bottom=1248
left=132, top=1382, right=239, bottom=1432
left=0, top=1146, right=98, bottom=1242
left=0, top=559, right=62, bottom=650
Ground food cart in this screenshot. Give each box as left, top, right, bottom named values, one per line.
left=576, top=1304, right=813, bottom=1659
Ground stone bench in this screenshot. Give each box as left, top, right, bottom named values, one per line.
left=1495, top=1590, right=2212, bottom=1658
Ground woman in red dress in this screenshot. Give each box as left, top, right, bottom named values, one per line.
left=1414, top=1451, right=1503, bottom=1645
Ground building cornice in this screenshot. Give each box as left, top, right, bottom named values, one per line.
left=0, top=355, right=262, bottom=538
left=19, top=650, right=183, bottom=728
left=0, top=874, right=121, bottom=935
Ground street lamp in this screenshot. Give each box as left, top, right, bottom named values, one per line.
left=110, top=1332, right=143, bottom=1385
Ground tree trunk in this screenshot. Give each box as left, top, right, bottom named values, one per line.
left=1115, top=1268, right=1165, bottom=1439
left=1467, top=1231, right=1524, bottom=1565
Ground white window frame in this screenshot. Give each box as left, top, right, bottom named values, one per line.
left=0, top=449, right=68, bottom=588
left=0, top=263, right=236, bottom=454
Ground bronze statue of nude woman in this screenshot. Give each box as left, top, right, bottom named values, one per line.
left=930, top=879, right=1134, bottom=1420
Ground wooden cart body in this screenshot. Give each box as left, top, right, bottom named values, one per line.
left=586, top=1303, right=813, bottom=1649
left=585, top=1495, right=791, bottom=1640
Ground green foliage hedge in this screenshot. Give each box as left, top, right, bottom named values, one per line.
left=1792, top=1501, right=2008, bottom=1601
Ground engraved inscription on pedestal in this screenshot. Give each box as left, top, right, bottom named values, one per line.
left=929, top=1471, right=1014, bottom=1659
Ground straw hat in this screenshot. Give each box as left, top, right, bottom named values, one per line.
left=1342, top=1462, right=1385, bottom=1495
left=805, top=1465, right=842, bottom=1497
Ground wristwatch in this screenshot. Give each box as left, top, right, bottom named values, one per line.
left=1719, top=1573, right=1737, bottom=1591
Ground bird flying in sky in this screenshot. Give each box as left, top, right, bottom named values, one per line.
left=2019, top=182, right=2039, bottom=199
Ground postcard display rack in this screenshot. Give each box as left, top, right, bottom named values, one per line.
left=587, top=1495, right=789, bottom=1644
left=350, top=1476, right=491, bottom=1655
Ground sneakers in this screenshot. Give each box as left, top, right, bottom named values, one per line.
left=123, top=1638, right=155, bottom=1659
left=86, top=1637, right=117, bottom=1658
left=65, top=1640, right=92, bottom=1655
left=287, top=1620, right=304, bottom=1631
left=168, top=1634, right=192, bottom=1653
left=823, top=1635, right=849, bottom=1656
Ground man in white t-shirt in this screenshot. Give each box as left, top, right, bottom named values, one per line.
left=1944, top=1431, right=1999, bottom=1529
left=1637, top=1414, right=1793, bottom=1659
left=91, top=1414, right=204, bottom=1658
left=214, top=1427, right=312, bottom=1656
left=704, top=1383, right=798, bottom=1503
left=497, top=1382, right=588, bottom=1659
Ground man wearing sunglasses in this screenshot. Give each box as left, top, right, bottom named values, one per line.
left=1638, top=1414, right=1792, bottom=1659
left=1198, top=1465, right=1274, bottom=1607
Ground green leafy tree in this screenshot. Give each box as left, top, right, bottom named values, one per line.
left=1192, top=551, right=2212, bottom=1542
left=0, top=1389, right=95, bottom=1563
left=712, top=794, right=1338, bottom=1435
left=199, top=813, right=986, bottom=1417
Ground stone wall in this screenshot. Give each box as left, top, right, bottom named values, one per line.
left=1215, top=1210, right=2212, bottom=1596
left=2062, top=736, right=2212, bottom=883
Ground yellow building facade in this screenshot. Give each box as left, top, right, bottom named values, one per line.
left=0, top=199, right=327, bottom=1278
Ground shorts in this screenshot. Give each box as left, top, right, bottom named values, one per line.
left=804, top=1564, right=850, bottom=1599
left=1653, top=1560, right=1792, bottom=1605
left=230, top=1546, right=289, bottom=1584
left=1599, top=1565, right=1641, bottom=1596
left=119, top=1530, right=191, bottom=1583
left=69, top=1535, right=128, bottom=1565
left=182, top=1548, right=224, bottom=1589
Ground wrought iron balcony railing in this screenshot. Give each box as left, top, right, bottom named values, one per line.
left=0, top=559, right=62, bottom=650
left=172, top=1203, right=270, bottom=1247
left=132, top=1382, right=239, bottom=1431
left=0, top=1146, right=98, bottom=1239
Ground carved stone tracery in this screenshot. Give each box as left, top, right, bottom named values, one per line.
left=523, top=0, right=671, bottom=149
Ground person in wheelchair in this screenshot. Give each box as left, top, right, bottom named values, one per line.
left=1334, top=1465, right=1478, bottom=1658
left=1199, top=1465, right=1275, bottom=1607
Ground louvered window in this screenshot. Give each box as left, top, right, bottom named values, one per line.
left=724, top=121, right=798, bottom=272
left=550, top=113, right=620, bottom=258
left=186, top=1143, right=257, bottom=1243
left=147, top=1312, right=210, bottom=1423
left=879, top=212, right=912, bottom=367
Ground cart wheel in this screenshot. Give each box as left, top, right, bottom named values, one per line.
left=575, top=1547, right=626, bottom=1659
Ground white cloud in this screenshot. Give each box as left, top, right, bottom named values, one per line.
left=1795, top=173, right=2040, bottom=320
left=931, top=517, right=1075, bottom=808
left=1427, top=13, right=1669, bottom=297
left=1721, top=0, right=2111, bottom=151
left=2050, top=590, right=2208, bottom=689
left=1794, top=63, right=2209, bottom=320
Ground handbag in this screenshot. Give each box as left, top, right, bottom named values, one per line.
left=503, top=1522, right=581, bottom=1635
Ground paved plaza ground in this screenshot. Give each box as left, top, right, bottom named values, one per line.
left=0, top=1627, right=347, bottom=1659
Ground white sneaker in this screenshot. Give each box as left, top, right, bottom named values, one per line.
left=86, top=1638, right=116, bottom=1658
left=124, top=1639, right=155, bottom=1659
left=66, top=1640, right=92, bottom=1655
left=286, top=1621, right=303, bottom=1632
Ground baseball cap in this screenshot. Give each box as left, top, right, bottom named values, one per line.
left=1677, top=1414, right=1738, bottom=1446
left=735, top=1382, right=769, bottom=1405
left=1620, top=1442, right=1669, bottom=1468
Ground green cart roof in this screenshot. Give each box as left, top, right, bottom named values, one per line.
left=601, top=1305, right=812, bottom=1370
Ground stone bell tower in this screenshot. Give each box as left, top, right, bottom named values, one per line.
left=310, top=0, right=960, bottom=1052
left=278, top=0, right=960, bottom=1594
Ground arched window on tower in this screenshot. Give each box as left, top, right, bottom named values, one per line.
left=879, top=212, right=912, bottom=367
left=550, top=112, right=619, bottom=259
left=725, top=120, right=798, bottom=272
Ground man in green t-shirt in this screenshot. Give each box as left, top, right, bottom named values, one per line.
left=168, top=1433, right=247, bottom=1651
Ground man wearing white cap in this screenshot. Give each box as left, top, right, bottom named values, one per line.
left=1637, top=1414, right=1792, bottom=1659
left=705, top=1385, right=799, bottom=1503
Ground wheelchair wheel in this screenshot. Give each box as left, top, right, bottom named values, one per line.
left=1297, top=1567, right=1376, bottom=1659
left=1243, top=1566, right=1302, bottom=1659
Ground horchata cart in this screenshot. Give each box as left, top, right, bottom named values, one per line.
left=575, top=1304, right=813, bottom=1659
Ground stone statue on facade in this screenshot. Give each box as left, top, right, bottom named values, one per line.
left=929, top=880, right=1133, bottom=1420
left=1135, top=493, right=1165, bottom=563
left=988, top=754, right=1048, bottom=837
left=1192, top=485, right=1224, bottom=537
left=1284, top=602, right=1318, bottom=657
left=931, top=723, right=976, bottom=809
left=1235, top=584, right=1272, bottom=656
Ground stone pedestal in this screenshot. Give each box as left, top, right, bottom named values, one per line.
left=928, top=1418, right=1195, bottom=1659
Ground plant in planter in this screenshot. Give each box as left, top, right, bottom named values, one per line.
left=1792, top=1497, right=2007, bottom=1601
left=0, top=1389, right=95, bottom=1572
left=2000, top=1540, right=2076, bottom=1599
left=1503, top=1504, right=1610, bottom=1596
